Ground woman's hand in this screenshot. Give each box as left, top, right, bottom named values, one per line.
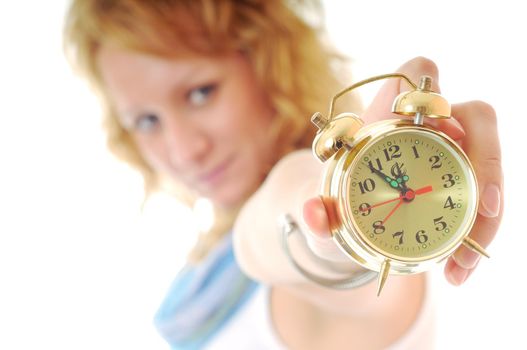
left=304, top=56, right=504, bottom=286
left=233, top=149, right=348, bottom=285
left=233, top=57, right=477, bottom=325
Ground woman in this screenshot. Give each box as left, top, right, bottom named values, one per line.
left=64, top=0, right=503, bottom=348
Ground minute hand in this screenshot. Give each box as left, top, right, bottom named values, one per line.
left=366, top=164, right=401, bottom=190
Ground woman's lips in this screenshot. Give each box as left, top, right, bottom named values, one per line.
left=197, top=157, right=233, bottom=186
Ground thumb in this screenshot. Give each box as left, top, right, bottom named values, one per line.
left=302, top=196, right=356, bottom=263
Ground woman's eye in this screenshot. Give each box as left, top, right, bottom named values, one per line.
left=188, top=84, right=217, bottom=106
left=133, top=113, right=160, bottom=132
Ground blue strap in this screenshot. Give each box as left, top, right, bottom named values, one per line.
left=154, top=234, right=258, bottom=349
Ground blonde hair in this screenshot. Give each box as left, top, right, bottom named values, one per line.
left=64, top=0, right=359, bottom=262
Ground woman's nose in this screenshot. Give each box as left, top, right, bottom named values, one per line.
left=163, top=117, right=211, bottom=167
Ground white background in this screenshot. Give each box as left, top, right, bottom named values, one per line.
left=0, top=1, right=524, bottom=349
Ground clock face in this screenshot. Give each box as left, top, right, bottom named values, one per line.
left=346, top=128, right=477, bottom=262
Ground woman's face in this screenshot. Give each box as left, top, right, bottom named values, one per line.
left=98, top=48, right=276, bottom=207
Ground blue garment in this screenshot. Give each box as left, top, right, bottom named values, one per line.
left=154, top=234, right=259, bottom=350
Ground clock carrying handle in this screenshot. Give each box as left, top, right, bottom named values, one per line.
left=327, top=73, right=417, bottom=121
left=311, top=73, right=425, bottom=162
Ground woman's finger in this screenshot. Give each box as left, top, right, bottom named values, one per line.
left=303, top=197, right=330, bottom=237
left=445, top=101, right=503, bottom=281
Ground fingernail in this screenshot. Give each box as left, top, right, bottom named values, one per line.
left=448, top=263, right=470, bottom=286
left=453, top=247, right=480, bottom=269
left=428, top=118, right=465, bottom=140
left=314, top=197, right=327, bottom=221
left=450, top=118, right=466, bottom=138
left=480, top=184, right=501, bottom=218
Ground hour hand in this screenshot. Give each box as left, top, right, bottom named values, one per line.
left=366, top=164, right=401, bottom=190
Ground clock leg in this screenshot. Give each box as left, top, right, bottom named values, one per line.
left=462, top=237, right=490, bottom=258
left=377, top=259, right=391, bottom=296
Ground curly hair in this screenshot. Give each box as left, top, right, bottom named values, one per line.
left=64, top=0, right=359, bottom=261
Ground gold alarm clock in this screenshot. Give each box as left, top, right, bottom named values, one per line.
left=309, top=74, right=488, bottom=295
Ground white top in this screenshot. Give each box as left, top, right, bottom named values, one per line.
left=204, top=281, right=435, bottom=350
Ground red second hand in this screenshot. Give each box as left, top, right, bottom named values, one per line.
left=382, top=199, right=404, bottom=224
left=415, top=185, right=433, bottom=195
left=360, top=195, right=403, bottom=211
left=379, top=185, right=434, bottom=225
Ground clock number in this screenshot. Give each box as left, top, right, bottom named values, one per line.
left=429, top=155, right=442, bottom=170
left=359, top=178, right=376, bottom=194
left=393, top=230, right=404, bottom=244
left=444, top=196, right=456, bottom=210
left=412, top=145, right=420, bottom=159
left=415, top=230, right=428, bottom=244
left=442, top=173, right=455, bottom=188
left=359, top=203, right=372, bottom=216
left=434, top=216, right=447, bottom=231
left=373, top=221, right=385, bottom=234
left=383, top=145, right=401, bottom=161
left=368, top=158, right=383, bottom=173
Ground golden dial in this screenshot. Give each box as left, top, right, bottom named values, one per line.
left=346, top=128, right=477, bottom=262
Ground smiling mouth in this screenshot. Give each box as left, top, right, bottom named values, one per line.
left=197, top=157, right=233, bottom=185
